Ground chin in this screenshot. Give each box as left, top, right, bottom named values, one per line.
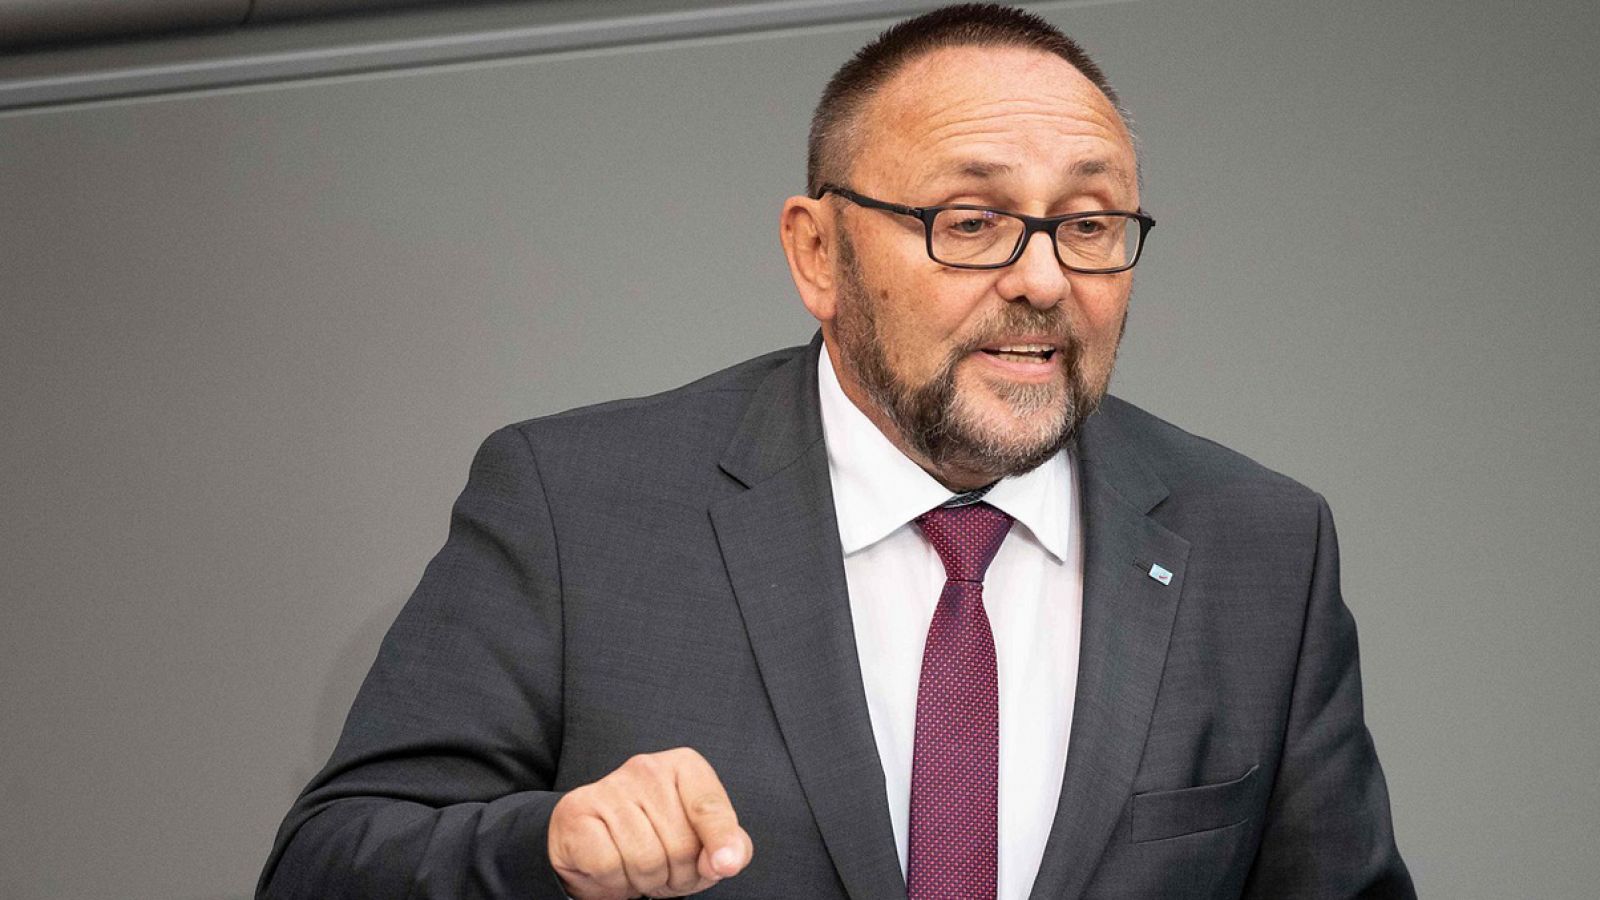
left=972, top=368, right=1073, bottom=422
left=941, top=379, right=1075, bottom=477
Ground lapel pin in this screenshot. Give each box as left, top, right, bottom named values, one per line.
left=1148, top=564, right=1173, bottom=585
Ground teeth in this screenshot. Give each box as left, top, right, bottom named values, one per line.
left=979, top=342, right=1056, bottom=364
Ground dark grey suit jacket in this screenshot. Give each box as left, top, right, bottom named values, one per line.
left=259, top=336, right=1414, bottom=899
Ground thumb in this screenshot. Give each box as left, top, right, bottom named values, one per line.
left=674, top=756, right=752, bottom=879
left=695, top=827, right=752, bottom=881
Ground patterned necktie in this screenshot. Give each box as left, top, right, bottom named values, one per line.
left=908, top=501, right=1013, bottom=900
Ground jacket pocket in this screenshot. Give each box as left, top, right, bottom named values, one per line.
left=1130, top=764, right=1262, bottom=843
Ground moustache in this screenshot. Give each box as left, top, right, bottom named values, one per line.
left=948, top=306, right=1080, bottom=357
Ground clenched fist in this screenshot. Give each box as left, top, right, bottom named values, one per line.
left=548, top=747, right=753, bottom=899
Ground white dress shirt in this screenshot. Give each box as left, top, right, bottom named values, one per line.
left=816, top=346, right=1084, bottom=900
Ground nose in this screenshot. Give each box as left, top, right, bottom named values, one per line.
left=995, top=229, right=1070, bottom=311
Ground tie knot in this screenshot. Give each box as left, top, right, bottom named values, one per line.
left=915, top=502, right=1014, bottom=583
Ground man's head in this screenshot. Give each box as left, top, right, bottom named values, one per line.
left=780, top=4, right=1142, bottom=490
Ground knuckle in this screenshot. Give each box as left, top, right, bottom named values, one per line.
left=623, top=752, right=677, bottom=785
left=671, top=746, right=708, bottom=767
left=629, top=850, right=671, bottom=890
left=668, top=832, right=707, bottom=851
left=555, top=784, right=594, bottom=814
left=612, top=759, right=644, bottom=786
left=565, top=820, right=614, bottom=866
left=583, top=781, right=623, bottom=811
left=687, top=792, right=729, bottom=819
left=663, top=834, right=701, bottom=861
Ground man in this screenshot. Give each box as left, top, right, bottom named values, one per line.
left=259, top=5, right=1413, bottom=899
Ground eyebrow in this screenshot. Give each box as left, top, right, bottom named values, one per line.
left=933, top=159, right=1016, bottom=181
left=931, top=157, right=1133, bottom=188
left=1071, top=158, right=1129, bottom=183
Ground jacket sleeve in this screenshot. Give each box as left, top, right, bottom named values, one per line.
left=1242, top=496, right=1417, bottom=898
left=257, top=425, right=572, bottom=899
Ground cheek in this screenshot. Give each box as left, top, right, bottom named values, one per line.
left=881, top=304, right=947, bottom=377
left=880, top=285, right=973, bottom=364
left=1075, top=279, right=1131, bottom=340
left=858, top=244, right=995, bottom=371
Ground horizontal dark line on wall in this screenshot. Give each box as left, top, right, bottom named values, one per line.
left=0, top=0, right=1134, bottom=114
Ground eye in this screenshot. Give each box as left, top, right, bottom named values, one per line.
left=944, top=211, right=999, bottom=236
left=1058, top=215, right=1126, bottom=249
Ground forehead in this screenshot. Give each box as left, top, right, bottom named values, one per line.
left=854, top=44, right=1136, bottom=200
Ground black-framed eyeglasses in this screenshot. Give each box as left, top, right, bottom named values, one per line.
left=814, top=183, right=1155, bottom=273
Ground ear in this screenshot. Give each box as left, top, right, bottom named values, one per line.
left=779, top=195, right=839, bottom=323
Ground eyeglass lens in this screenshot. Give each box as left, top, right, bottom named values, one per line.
left=930, top=209, right=1141, bottom=270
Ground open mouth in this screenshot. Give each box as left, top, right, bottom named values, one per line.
left=979, top=344, right=1057, bottom=363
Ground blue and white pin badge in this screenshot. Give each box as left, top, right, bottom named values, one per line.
left=1148, top=564, right=1173, bottom=586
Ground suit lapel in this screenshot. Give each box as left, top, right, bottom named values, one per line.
left=1027, top=406, right=1191, bottom=900
left=710, top=336, right=907, bottom=900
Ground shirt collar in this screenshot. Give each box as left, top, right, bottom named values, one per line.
left=816, top=345, right=1073, bottom=561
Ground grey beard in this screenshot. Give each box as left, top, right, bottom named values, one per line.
left=848, top=313, right=1085, bottom=478
left=831, top=236, right=1105, bottom=480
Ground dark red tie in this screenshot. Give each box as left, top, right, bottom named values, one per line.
left=907, top=502, right=1013, bottom=900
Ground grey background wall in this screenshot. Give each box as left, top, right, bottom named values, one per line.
left=3, top=0, right=1596, bottom=897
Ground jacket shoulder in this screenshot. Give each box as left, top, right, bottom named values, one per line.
left=1095, top=394, right=1323, bottom=508
left=489, top=343, right=807, bottom=487
left=514, top=344, right=800, bottom=429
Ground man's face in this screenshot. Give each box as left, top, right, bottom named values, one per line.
left=824, top=45, right=1139, bottom=484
